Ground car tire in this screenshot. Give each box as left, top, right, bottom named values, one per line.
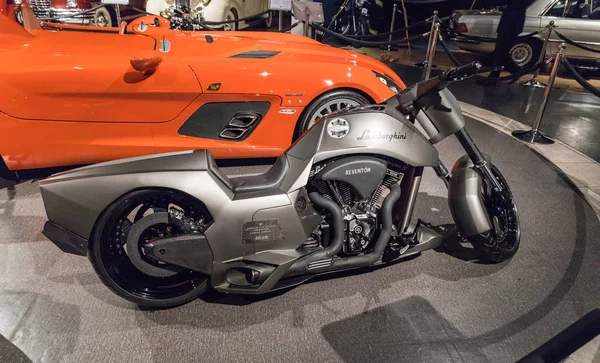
left=15, top=5, right=23, bottom=24
left=223, top=8, right=238, bottom=31
left=508, top=38, right=542, bottom=71
left=0, top=156, right=15, bottom=181
left=293, top=90, right=370, bottom=140
left=261, top=10, right=273, bottom=29
left=94, top=6, right=116, bottom=27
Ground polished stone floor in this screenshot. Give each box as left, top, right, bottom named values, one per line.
left=390, top=64, right=600, bottom=163
left=0, top=118, right=599, bottom=362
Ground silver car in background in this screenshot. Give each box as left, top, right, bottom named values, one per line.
left=449, top=0, right=600, bottom=69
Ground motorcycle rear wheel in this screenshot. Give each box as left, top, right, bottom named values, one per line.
left=468, top=164, right=520, bottom=263
left=89, top=190, right=209, bottom=308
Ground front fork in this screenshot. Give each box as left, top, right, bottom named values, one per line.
left=435, top=128, right=503, bottom=192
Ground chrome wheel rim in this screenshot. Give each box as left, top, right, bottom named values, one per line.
left=510, top=43, right=533, bottom=67
left=307, top=98, right=361, bottom=130
left=482, top=166, right=520, bottom=250
left=95, top=12, right=109, bottom=27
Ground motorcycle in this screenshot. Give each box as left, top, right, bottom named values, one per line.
left=40, top=62, right=520, bottom=308
left=330, top=0, right=372, bottom=37
left=160, top=7, right=202, bottom=31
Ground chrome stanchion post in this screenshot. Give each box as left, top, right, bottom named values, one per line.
left=303, top=15, right=309, bottom=37
left=387, top=3, right=398, bottom=51
left=420, top=10, right=438, bottom=68
left=278, top=10, right=283, bottom=31
left=521, top=21, right=555, bottom=88
left=512, top=43, right=565, bottom=144
left=424, top=23, right=439, bottom=80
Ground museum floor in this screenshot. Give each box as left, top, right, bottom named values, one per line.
left=0, top=117, right=599, bottom=363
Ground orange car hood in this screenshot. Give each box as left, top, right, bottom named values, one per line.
left=163, top=30, right=401, bottom=81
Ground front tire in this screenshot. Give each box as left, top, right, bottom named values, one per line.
left=89, top=190, right=209, bottom=308
left=93, top=6, right=116, bottom=27
left=294, top=90, right=370, bottom=139
left=468, top=164, right=520, bottom=263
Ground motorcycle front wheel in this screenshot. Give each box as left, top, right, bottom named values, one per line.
left=468, top=164, right=520, bottom=263
left=89, top=190, right=209, bottom=308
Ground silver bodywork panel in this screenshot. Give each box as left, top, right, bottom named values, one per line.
left=288, top=105, right=439, bottom=166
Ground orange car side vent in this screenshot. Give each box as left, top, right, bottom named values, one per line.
left=229, top=50, right=281, bottom=59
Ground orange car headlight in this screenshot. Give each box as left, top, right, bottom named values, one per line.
left=372, top=71, right=401, bottom=94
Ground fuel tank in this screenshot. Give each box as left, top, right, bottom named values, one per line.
left=287, top=105, right=439, bottom=167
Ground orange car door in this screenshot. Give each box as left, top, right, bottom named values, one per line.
left=0, top=31, right=202, bottom=123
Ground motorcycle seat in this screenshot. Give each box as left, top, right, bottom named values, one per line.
left=207, top=152, right=289, bottom=194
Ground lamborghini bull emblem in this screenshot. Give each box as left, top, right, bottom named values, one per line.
left=327, top=118, right=350, bottom=139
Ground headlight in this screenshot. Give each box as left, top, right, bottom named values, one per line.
left=67, top=0, right=77, bottom=8
left=373, top=71, right=401, bottom=94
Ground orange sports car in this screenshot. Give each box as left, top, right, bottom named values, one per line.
left=0, top=11, right=406, bottom=179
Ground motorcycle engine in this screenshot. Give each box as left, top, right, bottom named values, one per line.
left=309, top=156, right=406, bottom=254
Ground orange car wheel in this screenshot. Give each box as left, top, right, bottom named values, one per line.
left=294, top=89, right=371, bottom=140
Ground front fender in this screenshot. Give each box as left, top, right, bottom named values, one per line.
left=201, top=2, right=231, bottom=22
left=448, top=154, right=492, bottom=237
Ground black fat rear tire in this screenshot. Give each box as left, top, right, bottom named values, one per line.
left=294, top=90, right=370, bottom=140
left=468, top=165, right=520, bottom=263
left=89, top=190, right=208, bottom=309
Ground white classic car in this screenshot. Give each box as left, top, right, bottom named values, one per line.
left=449, top=0, right=600, bottom=68
left=146, top=0, right=272, bottom=30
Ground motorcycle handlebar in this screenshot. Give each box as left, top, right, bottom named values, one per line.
left=390, top=61, right=492, bottom=112
left=441, top=61, right=484, bottom=82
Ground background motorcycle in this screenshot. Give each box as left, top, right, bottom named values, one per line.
left=329, top=0, right=372, bottom=37
left=160, top=7, right=202, bottom=30
left=40, top=62, right=520, bottom=308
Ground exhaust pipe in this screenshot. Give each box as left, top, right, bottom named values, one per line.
left=287, top=183, right=401, bottom=277
left=286, top=191, right=345, bottom=276
left=329, top=183, right=401, bottom=269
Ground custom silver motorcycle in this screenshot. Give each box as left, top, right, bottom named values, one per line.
left=40, top=62, right=519, bottom=308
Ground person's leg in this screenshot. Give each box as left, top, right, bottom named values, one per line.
left=489, top=32, right=513, bottom=77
